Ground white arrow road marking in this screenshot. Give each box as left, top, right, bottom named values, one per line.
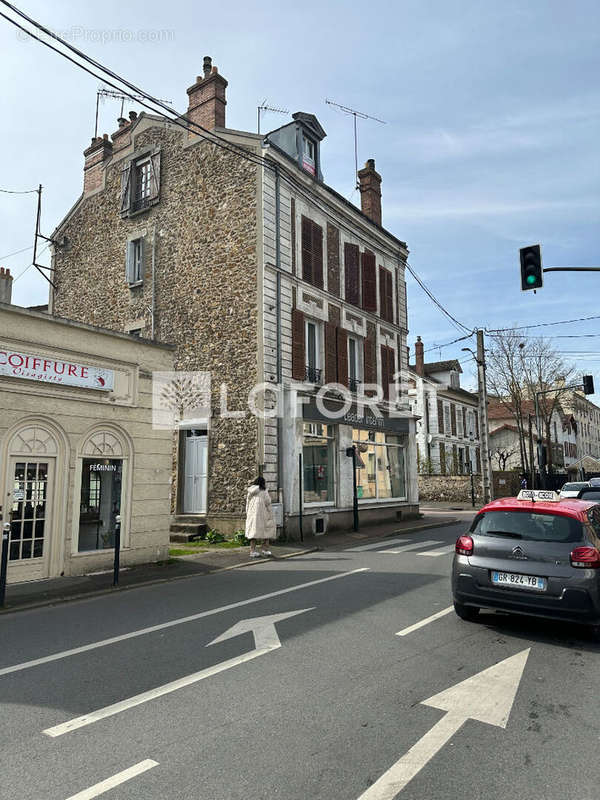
left=64, top=760, right=158, bottom=799
left=379, top=540, right=441, bottom=554
left=0, top=568, right=368, bottom=678
left=417, top=544, right=456, bottom=557
left=43, top=608, right=312, bottom=738
left=395, top=606, right=454, bottom=637
left=357, top=649, right=530, bottom=799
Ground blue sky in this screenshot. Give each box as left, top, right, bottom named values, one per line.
left=1, top=0, right=599, bottom=396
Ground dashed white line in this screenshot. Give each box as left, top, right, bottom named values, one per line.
left=64, top=760, right=158, bottom=799
left=396, top=606, right=454, bottom=637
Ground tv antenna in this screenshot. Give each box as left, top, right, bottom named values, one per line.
left=325, top=99, right=386, bottom=189
left=257, top=100, right=289, bottom=135
left=95, top=87, right=173, bottom=138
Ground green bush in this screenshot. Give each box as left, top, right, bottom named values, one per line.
left=233, top=530, right=250, bottom=546
left=206, top=529, right=226, bottom=544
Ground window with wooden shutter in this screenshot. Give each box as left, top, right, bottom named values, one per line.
left=149, top=150, right=161, bottom=201
left=361, top=251, right=377, bottom=312
left=439, top=443, right=446, bottom=475
left=452, top=445, right=458, bottom=474
left=120, top=162, right=132, bottom=214
left=379, top=266, right=394, bottom=322
left=451, top=404, right=457, bottom=436
left=291, top=308, right=305, bottom=381
left=363, top=324, right=377, bottom=389
left=324, top=322, right=337, bottom=384
left=437, top=398, right=444, bottom=433
left=291, top=199, right=296, bottom=275
left=301, top=216, right=323, bottom=289
left=474, top=410, right=479, bottom=438
left=337, top=327, right=348, bottom=387
left=344, top=243, right=360, bottom=306
left=462, top=407, right=467, bottom=438
left=380, top=345, right=395, bottom=400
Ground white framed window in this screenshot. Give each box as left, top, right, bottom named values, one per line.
left=125, top=238, right=144, bottom=285
left=456, top=407, right=464, bottom=438
left=305, top=319, right=322, bottom=383
left=302, top=134, right=316, bottom=175
left=120, top=149, right=161, bottom=216
left=303, top=423, right=336, bottom=504
left=348, top=335, right=362, bottom=390
left=444, top=404, right=451, bottom=436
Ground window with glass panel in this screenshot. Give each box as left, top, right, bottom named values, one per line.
left=78, top=458, right=123, bottom=551
left=303, top=423, right=335, bottom=503
left=305, top=320, right=322, bottom=383
left=10, top=461, right=48, bottom=561
left=353, top=429, right=407, bottom=501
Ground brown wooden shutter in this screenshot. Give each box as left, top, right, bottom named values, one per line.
left=326, top=223, right=340, bottom=296
left=439, top=443, right=446, bottom=475
left=363, top=322, right=377, bottom=388
left=451, top=404, right=457, bottom=436
left=301, top=216, right=312, bottom=284
left=386, top=270, right=394, bottom=322
left=149, top=149, right=161, bottom=201
left=474, top=410, right=479, bottom=438
left=388, top=346, right=396, bottom=400
left=336, top=327, right=348, bottom=386
left=476, top=447, right=481, bottom=472
left=380, top=345, right=389, bottom=400
left=312, top=222, right=323, bottom=288
left=291, top=308, right=305, bottom=381
left=452, top=445, right=458, bottom=474
left=291, top=198, right=296, bottom=276
left=120, top=162, right=132, bottom=214
left=324, top=322, right=337, bottom=383
left=344, top=243, right=360, bottom=305
left=462, top=407, right=467, bottom=438
left=437, top=399, right=444, bottom=433
left=361, top=251, right=377, bottom=311
left=379, top=267, right=394, bottom=322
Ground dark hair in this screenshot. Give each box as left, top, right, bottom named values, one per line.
left=254, top=476, right=266, bottom=491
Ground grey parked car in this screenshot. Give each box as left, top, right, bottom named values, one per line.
left=452, top=491, right=600, bottom=633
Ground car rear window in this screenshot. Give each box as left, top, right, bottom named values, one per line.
left=562, top=483, right=588, bottom=491
left=580, top=490, right=600, bottom=501
left=470, top=510, right=583, bottom=543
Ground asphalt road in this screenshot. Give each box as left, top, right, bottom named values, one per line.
left=2, top=516, right=599, bottom=800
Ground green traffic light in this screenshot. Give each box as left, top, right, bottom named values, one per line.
left=526, top=274, right=536, bottom=285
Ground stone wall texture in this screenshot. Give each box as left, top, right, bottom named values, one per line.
left=418, top=474, right=483, bottom=504
left=52, top=121, right=260, bottom=518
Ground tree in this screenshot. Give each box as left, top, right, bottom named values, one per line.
left=492, top=446, right=518, bottom=471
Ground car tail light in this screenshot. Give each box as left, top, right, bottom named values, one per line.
left=570, top=546, right=600, bottom=569
left=455, top=535, right=474, bottom=556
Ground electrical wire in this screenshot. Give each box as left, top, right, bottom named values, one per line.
left=406, top=262, right=472, bottom=334
left=0, top=187, right=37, bottom=194
left=12, top=243, right=50, bottom=283
left=422, top=333, right=474, bottom=353
left=0, top=244, right=33, bottom=260
left=486, top=314, right=600, bottom=334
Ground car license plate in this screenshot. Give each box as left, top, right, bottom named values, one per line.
left=491, top=571, right=547, bottom=591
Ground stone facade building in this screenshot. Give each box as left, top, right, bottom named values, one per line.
left=407, top=337, right=481, bottom=476
left=50, top=58, right=418, bottom=535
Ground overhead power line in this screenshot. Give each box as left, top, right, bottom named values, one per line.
left=406, top=262, right=472, bottom=334
left=0, top=187, right=38, bottom=194
left=486, top=313, right=600, bottom=334
left=0, top=244, right=33, bottom=260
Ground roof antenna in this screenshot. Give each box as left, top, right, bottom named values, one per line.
left=257, top=101, right=289, bottom=135
left=325, top=98, right=386, bottom=189
left=95, top=87, right=173, bottom=138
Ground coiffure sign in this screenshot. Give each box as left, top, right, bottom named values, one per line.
left=0, top=349, right=114, bottom=391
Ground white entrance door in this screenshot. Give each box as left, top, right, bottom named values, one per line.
left=183, top=430, right=208, bottom=514
left=6, top=457, right=54, bottom=583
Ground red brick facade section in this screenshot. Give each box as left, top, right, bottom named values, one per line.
left=186, top=57, right=228, bottom=133
left=357, top=159, right=382, bottom=227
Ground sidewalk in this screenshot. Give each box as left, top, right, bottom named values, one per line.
left=0, top=512, right=459, bottom=614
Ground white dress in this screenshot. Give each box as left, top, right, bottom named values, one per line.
left=245, top=486, right=276, bottom=540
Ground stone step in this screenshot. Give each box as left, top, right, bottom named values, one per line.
left=169, top=521, right=208, bottom=543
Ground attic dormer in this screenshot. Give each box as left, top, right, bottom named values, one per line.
left=264, top=112, right=326, bottom=181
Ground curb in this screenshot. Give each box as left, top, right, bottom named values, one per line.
left=0, top=547, right=319, bottom=616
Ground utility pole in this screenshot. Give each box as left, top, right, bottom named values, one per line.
left=528, top=414, right=535, bottom=490
left=476, top=329, right=492, bottom=504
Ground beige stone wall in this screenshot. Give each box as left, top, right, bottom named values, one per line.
left=52, top=120, right=261, bottom=516
left=418, top=474, right=482, bottom=504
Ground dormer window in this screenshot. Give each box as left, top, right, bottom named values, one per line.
left=302, top=134, right=316, bottom=175
left=450, top=371, right=460, bottom=389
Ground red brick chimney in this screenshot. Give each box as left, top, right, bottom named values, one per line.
left=415, top=336, right=424, bottom=377
left=0, top=267, right=13, bottom=304
left=357, top=158, right=382, bottom=226
left=186, top=56, right=228, bottom=134
left=83, top=134, right=113, bottom=195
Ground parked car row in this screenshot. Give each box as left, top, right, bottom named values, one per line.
left=452, top=487, right=600, bottom=637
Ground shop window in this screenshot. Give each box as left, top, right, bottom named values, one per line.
left=353, top=429, right=406, bottom=501
left=78, top=458, right=123, bottom=551
left=303, top=423, right=335, bottom=503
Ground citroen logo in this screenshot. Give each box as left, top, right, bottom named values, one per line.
left=512, top=546, right=527, bottom=560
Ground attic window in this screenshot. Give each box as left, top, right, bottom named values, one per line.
left=450, top=371, right=460, bottom=389
left=302, top=134, right=316, bottom=175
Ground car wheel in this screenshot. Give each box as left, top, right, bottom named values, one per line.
left=454, top=601, right=480, bottom=622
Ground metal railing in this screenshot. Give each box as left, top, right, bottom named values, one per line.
left=305, top=366, right=322, bottom=384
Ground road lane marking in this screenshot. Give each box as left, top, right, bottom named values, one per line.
left=345, top=537, right=413, bottom=552
left=357, top=650, right=530, bottom=799
left=0, top=568, right=369, bottom=678
left=44, top=609, right=311, bottom=737
left=417, top=544, right=456, bottom=557
left=395, top=606, right=454, bottom=637
left=381, top=540, right=441, bottom=554
left=64, top=760, right=158, bottom=799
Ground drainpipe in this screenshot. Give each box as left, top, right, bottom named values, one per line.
left=151, top=225, right=157, bottom=338
left=275, top=166, right=283, bottom=503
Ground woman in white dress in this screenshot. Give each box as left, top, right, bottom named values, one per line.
left=245, top=476, right=276, bottom=557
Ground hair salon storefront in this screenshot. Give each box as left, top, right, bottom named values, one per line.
left=283, top=394, right=419, bottom=535
left=0, top=304, right=174, bottom=584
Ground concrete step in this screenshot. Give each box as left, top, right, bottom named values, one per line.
left=169, top=520, right=208, bottom=543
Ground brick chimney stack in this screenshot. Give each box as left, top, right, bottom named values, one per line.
left=415, top=336, right=424, bottom=377
left=186, top=56, right=228, bottom=134
left=83, top=134, right=113, bottom=195
left=0, top=267, right=13, bottom=304
left=357, top=158, right=382, bottom=226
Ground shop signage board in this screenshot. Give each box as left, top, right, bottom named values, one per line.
left=302, top=397, right=410, bottom=434
left=0, top=349, right=114, bottom=391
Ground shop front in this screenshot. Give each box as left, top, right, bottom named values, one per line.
left=0, top=304, right=174, bottom=583
left=282, top=393, right=418, bottom=536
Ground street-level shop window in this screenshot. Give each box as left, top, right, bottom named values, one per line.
left=78, top=458, right=123, bottom=551
left=303, top=423, right=335, bottom=503
left=353, top=429, right=407, bottom=501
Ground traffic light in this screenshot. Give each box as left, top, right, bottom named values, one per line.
left=583, top=375, right=595, bottom=395
left=520, top=244, right=543, bottom=291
